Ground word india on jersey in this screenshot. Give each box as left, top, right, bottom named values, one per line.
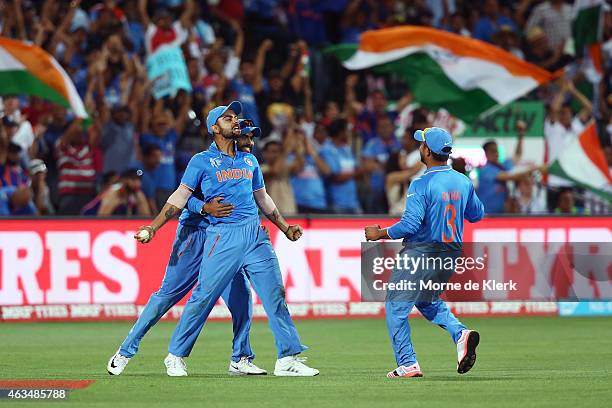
left=372, top=279, right=518, bottom=292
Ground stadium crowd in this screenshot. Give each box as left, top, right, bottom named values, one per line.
left=0, top=0, right=611, bottom=217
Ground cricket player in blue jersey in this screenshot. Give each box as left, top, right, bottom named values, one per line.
left=365, top=127, right=485, bottom=378
left=106, top=121, right=267, bottom=377
left=132, top=101, right=318, bottom=377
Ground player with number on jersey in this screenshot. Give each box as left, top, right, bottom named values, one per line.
left=364, top=127, right=485, bottom=378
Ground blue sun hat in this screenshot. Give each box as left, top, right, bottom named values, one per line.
left=239, top=118, right=262, bottom=138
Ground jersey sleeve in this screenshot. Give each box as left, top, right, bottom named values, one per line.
left=251, top=155, right=265, bottom=191
left=320, top=147, right=340, bottom=175
left=180, top=154, right=206, bottom=191
left=186, top=195, right=205, bottom=214
left=387, top=179, right=426, bottom=240
left=465, top=183, right=485, bottom=222
left=361, top=140, right=376, bottom=158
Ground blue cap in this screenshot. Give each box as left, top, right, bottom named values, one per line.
left=414, top=127, right=453, bottom=155
left=206, top=101, right=242, bottom=134
left=239, top=119, right=261, bottom=138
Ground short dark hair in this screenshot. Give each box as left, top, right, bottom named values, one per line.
left=431, top=151, right=450, bottom=162
left=327, top=119, right=347, bottom=138
left=482, top=139, right=497, bottom=151
left=142, top=143, right=161, bottom=157
left=559, top=187, right=574, bottom=195
left=102, top=171, right=118, bottom=185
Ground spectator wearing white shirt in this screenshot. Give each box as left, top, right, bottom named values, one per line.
left=525, top=0, right=572, bottom=50
left=544, top=76, right=593, bottom=210
left=139, top=0, right=194, bottom=55
left=1, top=96, right=35, bottom=162
left=514, top=174, right=546, bottom=214
left=385, top=130, right=426, bottom=216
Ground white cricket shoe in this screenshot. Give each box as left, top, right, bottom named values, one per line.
left=228, top=357, right=267, bottom=376
left=164, top=353, right=188, bottom=377
left=457, top=329, right=480, bottom=374
left=273, top=355, right=319, bottom=377
left=107, top=351, right=130, bottom=375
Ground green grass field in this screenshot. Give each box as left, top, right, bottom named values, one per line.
left=1, top=317, right=611, bottom=408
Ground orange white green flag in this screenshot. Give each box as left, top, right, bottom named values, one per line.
left=338, top=26, right=554, bottom=122
left=0, top=37, right=88, bottom=119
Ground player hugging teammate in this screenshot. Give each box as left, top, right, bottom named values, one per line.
left=108, top=101, right=318, bottom=377
left=365, top=127, right=485, bottom=378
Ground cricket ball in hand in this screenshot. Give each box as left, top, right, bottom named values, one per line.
left=136, top=229, right=151, bottom=241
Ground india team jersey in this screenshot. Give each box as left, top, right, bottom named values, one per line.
left=387, top=165, right=484, bottom=244
left=179, top=142, right=265, bottom=225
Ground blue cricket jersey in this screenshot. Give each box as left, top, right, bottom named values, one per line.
left=319, top=141, right=359, bottom=210
left=180, top=142, right=264, bottom=225
left=387, top=165, right=485, bottom=244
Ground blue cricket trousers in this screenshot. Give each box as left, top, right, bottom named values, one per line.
left=168, top=217, right=307, bottom=358
left=119, top=223, right=254, bottom=362
left=385, top=247, right=466, bottom=366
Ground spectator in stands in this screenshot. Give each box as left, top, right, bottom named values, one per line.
left=0, top=141, right=29, bottom=187
left=287, top=126, right=330, bottom=213
left=523, top=26, right=572, bottom=71
left=29, top=159, right=53, bottom=215
left=81, top=168, right=151, bottom=216
left=544, top=76, right=592, bottom=211
left=514, top=174, right=546, bottom=214
left=525, top=0, right=572, bottom=50
left=472, top=0, right=517, bottom=43
left=362, top=116, right=401, bottom=213
left=477, top=121, right=543, bottom=214
left=340, top=0, right=379, bottom=43
left=139, top=143, right=162, bottom=214
left=345, top=74, right=412, bottom=144
left=1, top=96, right=35, bottom=161
left=385, top=129, right=425, bottom=215
left=230, top=39, right=271, bottom=126
left=139, top=0, right=194, bottom=55
left=55, top=120, right=97, bottom=215
left=492, top=25, right=524, bottom=60
left=554, top=187, right=589, bottom=215
left=140, top=94, right=190, bottom=209
left=445, top=12, right=471, bottom=37
left=320, top=119, right=361, bottom=214
left=254, top=41, right=305, bottom=135
left=260, top=139, right=297, bottom=214
left=201, top=19, right=243, bottom=103
left=101, top=105, right=137, bottom=175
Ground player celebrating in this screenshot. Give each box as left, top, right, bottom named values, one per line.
left=107, top=120, right=267, bottom=377
left=365, top=127, right=485, bottom=378
left=146, top=100, right=317, bottom=377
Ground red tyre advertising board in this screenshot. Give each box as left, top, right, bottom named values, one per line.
left=0, top=217, right=610, bottom=321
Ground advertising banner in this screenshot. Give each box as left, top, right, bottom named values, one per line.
left=1, top=217, right=610, bottom=321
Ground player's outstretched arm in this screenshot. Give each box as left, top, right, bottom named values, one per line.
left=253, top=188, right=302, bottom=241
left=135, top=184, right=193, bottom=243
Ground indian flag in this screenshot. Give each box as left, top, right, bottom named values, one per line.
left=572, top=0, right=605, bottom=58
left=332, top=26, right=554, bottom=123
left=549, top=122, right=612, bottom=201
left=0, top=37, right=87, bottom=119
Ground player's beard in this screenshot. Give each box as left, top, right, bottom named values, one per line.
left=220, top=124, right=240, bottom=139
left=419, top=150, right=426, bottom=164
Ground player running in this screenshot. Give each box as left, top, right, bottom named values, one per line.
left=107, top=120, right=267, bottom=377
left=149, top=100, right=318, bottom=377
left=365, top=127, right=485, bottom=378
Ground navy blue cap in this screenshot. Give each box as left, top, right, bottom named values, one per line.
left=239, top=119, right=261, bottom=138
left=414, top=127, right=453, bottom=155
left=206, top=101, right=242, bottom=134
